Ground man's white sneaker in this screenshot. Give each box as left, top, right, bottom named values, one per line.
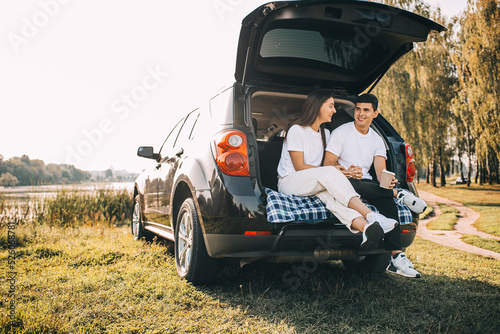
left=386, top=253, right=421, bottom=278
left=360, top=221, right=384, bottom=251
left=366, top=212, right=397, bottom=233
left=397, top=189, right=427, bottom=214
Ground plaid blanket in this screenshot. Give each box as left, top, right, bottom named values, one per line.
left=264, top=188, right=413, bottom=225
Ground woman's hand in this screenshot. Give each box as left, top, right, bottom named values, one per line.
left=346, top=165, right=362, bottom=179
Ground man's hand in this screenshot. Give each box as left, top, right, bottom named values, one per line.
left=388, top=176, right=398, bottom=189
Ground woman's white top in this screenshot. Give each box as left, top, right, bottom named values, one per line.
left=277, top=124, right=330, bottom=178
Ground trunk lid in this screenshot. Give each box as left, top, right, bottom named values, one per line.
left=235, top=0, right=444, bottom=94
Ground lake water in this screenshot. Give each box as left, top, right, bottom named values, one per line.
left=0, top=182, right=134, bottom=199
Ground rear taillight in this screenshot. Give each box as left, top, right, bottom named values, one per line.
left=214, top=130, right=250, bottom=176
left=405, top=143, right=416, bottom=182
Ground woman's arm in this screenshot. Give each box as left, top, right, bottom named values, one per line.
left=289, top=151, right=319, bottom=171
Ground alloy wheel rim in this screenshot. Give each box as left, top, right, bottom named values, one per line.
left=177, top=210, right=193, bottom=275
left=132, top=202, right=140, bottom=237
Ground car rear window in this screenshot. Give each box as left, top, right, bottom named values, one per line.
left=259, top=28, right=382, bottom=70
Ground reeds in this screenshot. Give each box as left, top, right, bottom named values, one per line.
left=0, top=186, right=133, bottom=227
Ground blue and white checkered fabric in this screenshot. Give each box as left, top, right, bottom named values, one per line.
left=264, top=188, right=413, bottom=225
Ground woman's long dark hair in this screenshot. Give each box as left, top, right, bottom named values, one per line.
left=285, top=89, right=335, bottom=164
left=289, top=89, right=335, bottom=130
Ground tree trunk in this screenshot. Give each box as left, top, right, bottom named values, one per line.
left=490, top=153, right=499, bottom=185
left=479, top=160, right=484, bottom=185
left=496, top=157, right=500, bottom=184
left=460, top=159, right=465, bottom=180
left=476, top=159, right=480, bottom=184
left=431, top=160, right=437, bottom=187
left=426, top=163, right=430, bottom=184
left=466, top=125, right=472, bottom=187
left=487, top=151, right=493, bottom=185
left=466, top=155, right=472, bottom=187
left=439, top=146, right=446, bottom=186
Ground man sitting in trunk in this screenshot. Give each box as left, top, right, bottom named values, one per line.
left=324, top=93, right=426, bottom=278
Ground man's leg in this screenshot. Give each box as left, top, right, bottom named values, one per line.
left=348, top=179, right=402, bottom=250
left=349, top=179, right=420, bottom=278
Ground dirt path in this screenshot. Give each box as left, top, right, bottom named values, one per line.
left=417, top=190, right=500, bottom=261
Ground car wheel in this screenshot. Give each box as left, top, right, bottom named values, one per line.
left=175, top=198, right=219, bottom=285
left=131, top=195, right=154, bottom=241
left=342, top=252, right=391, bottom=274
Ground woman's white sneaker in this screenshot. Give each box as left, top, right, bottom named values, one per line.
left=386, top=253, right=421, bottom=278
left=367, top=212, right=397, bottom=233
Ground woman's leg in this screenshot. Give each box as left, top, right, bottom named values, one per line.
left=347, top=196, right=372, bottom=218
left=351, top=216, right=369, bottom=232
left=279, top=167, right=375, bottom=230
left=315, top=190, right=363, bottom=233
left=279, top=166, right=359, bottom=205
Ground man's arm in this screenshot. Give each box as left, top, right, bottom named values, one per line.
left=374, top=155, right=397, bottom=189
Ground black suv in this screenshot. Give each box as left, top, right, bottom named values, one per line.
left=133, top=0, right=443, bottom=284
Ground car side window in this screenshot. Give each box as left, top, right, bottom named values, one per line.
left=209, top=87, right=233, bottom=125
left=174, top=110, right=200, bottom=147
left=159, top=118, right=184, bottom=155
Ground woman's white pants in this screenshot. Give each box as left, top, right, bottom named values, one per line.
left=278, top=166, right=362, bottom=233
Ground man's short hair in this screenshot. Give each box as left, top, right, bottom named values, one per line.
left=356, top=94, right=378, bottom=111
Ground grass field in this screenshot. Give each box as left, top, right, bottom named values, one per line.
left=416, top=182, right=500, bottom=238
left=426, top=204, right=460, bottom=231
left=1, top=222, right=499, bottom=334
left=1, top=187, right=499, bottom=333
left=461, top=234, right=500, bottom=253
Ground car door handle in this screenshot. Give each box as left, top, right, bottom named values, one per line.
left=176, top=148, right=184, bottom=157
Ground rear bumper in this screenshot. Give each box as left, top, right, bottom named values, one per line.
left=205, top=228, right=384, bottom=258
left=204, top=222, right=417, bottom=258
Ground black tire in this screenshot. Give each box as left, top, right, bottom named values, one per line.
left=174, top=198, right=219, bottom=285
left=131, top=195, right=154, bottom=241
left=342, top=252, right=391, bottom=274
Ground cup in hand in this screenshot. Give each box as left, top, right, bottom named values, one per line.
left=379, top=169, right=395, bottom=189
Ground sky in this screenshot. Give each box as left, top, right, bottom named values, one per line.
left=0, top=0, right=468, bottom=173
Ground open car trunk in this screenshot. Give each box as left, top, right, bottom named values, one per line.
left=250, top=91, right=364, bottom=190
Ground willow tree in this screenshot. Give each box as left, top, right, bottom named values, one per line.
left=373, top=0, right=456, bottom=186
left=452, top=0, right=500, bottom=185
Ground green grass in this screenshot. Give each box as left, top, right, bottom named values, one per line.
left=419, top=204, right=434, bottom=220
left=1, top=222, right=499, bottom=334
left=461, top=234, right=500, bottom=253
left=426, top=204, right=459, bottom=231
left=417, top=182, right=500, bottom=237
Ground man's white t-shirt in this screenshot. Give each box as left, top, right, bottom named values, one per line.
left=277, top=125, right=330, bottom=178
left=326, top=122, right=386, bottom=180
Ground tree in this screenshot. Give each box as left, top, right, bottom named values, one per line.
left=374, top=1, right=456, bottom=187
left=105, top=169, right=113, bottom=179
left=0, top=172, right=19, bottom=187
left=452, top=0, right=500, bottom=184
